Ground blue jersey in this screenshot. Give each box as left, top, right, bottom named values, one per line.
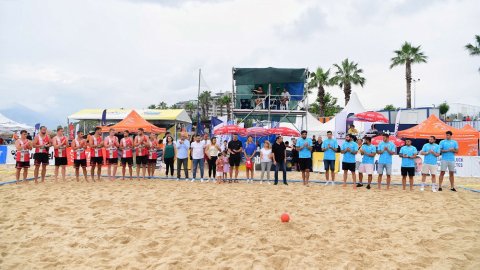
left=421, top=143, right=440, bottom=165
left=322, top=139, right=338, bottom=160
left=341, top=141, right=358, bottom=163
left=296, top=137, right=313, bottom=158
left=244, top=142, right=256, bottom=156
left=439, top=139, right=458, bottom=162
left=377, top=141, right=396, bottom=164
left=361, top=144, right=376, bottom=164
left=399, top=145, right=418, bottom=167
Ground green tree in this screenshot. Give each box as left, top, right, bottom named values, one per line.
left=169, top=104, right=180, bottom=109
left=148, top=104, right=156, bottom=109
left=465, top=35, right=480, bottom=72
left=309, top=92, right=342, bottom=117
left=438, top=101, right=449, bottom=119
left=156, top=101, right=168, bottom=110
left=218, top=94, right=232, bottom=121
left=383, top=104, right=397, bottom=111
left=308, top=67, right=332, bottom=117
left=390, top=42, right=428, bottom=108
left=184, top=101, right=196, bottom=120
left=198, top=91, right=212, bottom=120
left=331, top=58, right=366, bottom=106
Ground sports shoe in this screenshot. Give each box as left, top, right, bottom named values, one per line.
left=450, top=188, right=457, bottom=192
left=420, top=185, right=425, bottom=192
left=366, top=184, right=371, bottom=190
left=260, top=181, right=263, bottom=184
left=191, top=178, right=195, bottom=182
left=438, top=187, right=443, bottom=191
left=356, top=183, right=363, bottom=187
left=331, top=181, right=335, bottom=186
left=176, top=178, right=179, bottom=181
left=432, top=187, right=437, bottom=192
left=324, top=181, right=329, bottom=186
left=200, top=178, right=204, bottom=183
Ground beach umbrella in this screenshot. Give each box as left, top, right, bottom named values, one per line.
left=268, top=127, right=301, bottom=137
left=213, top=125, right=246, bottom=135
left=371, top=135, right=405, bottom=147
left=245, top=127, right=269, bottom=137
left=352, top=111, right=389, bottom=123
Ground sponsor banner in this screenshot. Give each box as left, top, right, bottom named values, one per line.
left=0, top=145, right=7, bottom=164
left=312, top=152, right=341, bottom=173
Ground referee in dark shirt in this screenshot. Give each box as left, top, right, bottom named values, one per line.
left=272, top=136, right=287, bottom=185
left=227, top=134, right=243, bottom=183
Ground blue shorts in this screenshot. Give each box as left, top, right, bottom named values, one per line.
left=324, top=160, right=335, bottom=171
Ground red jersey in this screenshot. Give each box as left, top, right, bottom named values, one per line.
left=54, top=136, right=68, bottom=158
left=104, top=136, right=118, bottom=159
left=16, top=139, right=31, bottom=162
left=90, top=135, right=103, bottom=157
left=72, top=138, right=87, bottom=160
left=121, top=137, right=133, bottom=158
left=34, top=134, right=50, bottom=153
left=135, top=135, right=148, bottom=156
left=148, top=139, right=158, bottom=160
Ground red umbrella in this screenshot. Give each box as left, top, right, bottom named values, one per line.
left=213, top=125, right=246, bottom=135
left=268, top=127, right=300, bottom=137
left=353, top=111, right=388, bottom=123
left=245, top=127, right=269, bottom=137
left=371, top=135, right=405, bottom=147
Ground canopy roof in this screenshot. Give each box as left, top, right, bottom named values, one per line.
left=233, top=67, right=307, bottom=85
left=101, top=110, right=166, bottom=133
left=0, top=113, right=34, bottom=133
left=397, top=115, right=479, bottom=139
left=461, top=124, right=479, bottom=132
left=69, top=108, right=191, bottom=124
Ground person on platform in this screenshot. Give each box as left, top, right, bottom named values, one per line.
left=71, top=131, right=88, bottom=182
left=280, top=88, right=290, bottom=110
left=296, top=130, right=313, bottom=186
left=89, top=127, right=104, bottom=182
left=358, top=137, right=377, bottom=189
left=162, top=135, right=176, bottom=178
left=32, top=126, right=51, bottom=184
left=191, top=135, right=206, bottom=182
left=341, top=134, right=359, bottom=189
left=134, top=128, right=149, bottom=180
left=420, top=136, right=441, bottom=192
left=272, top=135, right=287, bottom=185
left=243, top=135, right=256, bottom=183
left=120, top=130, right=134, bottom=180
left=147, top=133, right=159, bottom=178
left=322, top=131, right=338, bottom=186
left=399, top=139, right=418, bottom=191
left=176, top=132, right=190, bottom=180
left=15, top=130, right=32, bottom=184
left=376, top=134, right=396, bottom=190
left=52, top=127, right=68, bottom=182
left=439, top=131, right=459, bottom=192
left=206, top=137, right=221, bottom=182
left=228, top=134, right=243, bottom=183
left=104, top=128, right=119, bottom=181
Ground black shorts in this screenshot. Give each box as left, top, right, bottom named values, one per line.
left=136, top=155, right=148, bottom=165
left=55, top=157, right=68, bottom=166
left=401, top=167, right=415, bottom=177
left=106, top=158, right=118, bottom=165
left=74, top=159, right=87, bottom=168
left=148, top=159, right=157, bottom=164
left=342, top=162, right=356, bottom=172
left=16, top=161, right=30, bottom=169
left=324, top=160, right=335, bottom=171
left=91, top=157, right=103, bottom=166
left=121, top=157, right=133, bottom=166
left=34, top=153, right=49, bottom=166
left=229, top=154, right=241, bottom=167
left=298, top=158, right=312, bottom=171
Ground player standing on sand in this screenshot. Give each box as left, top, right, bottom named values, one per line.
left=52, top=127, right=68, bottom=182
left=358, top=137, right=376, bottom=190
left=439, top=131, right=459, bottom=192
left=120, top=130, right=134, bottom=180
left=71, top=131, right=88, bottom=182
left=134, top=128, right=149, bottom=180
left=340, top=134, right=358, bottom=189
left=15, top=130, right=32, bottom=184
left=89, top=127, right=104, bottom=182
left=32, top=126, right=51, bottom=184
left=420, top=136, right=440, bottom=192
left=399, top=139, right=418, bottom=191
left=147, top=133, right=159, bottom=178
left=104, top=128, right=119, bottom=181
left=321, top=131, right=338, bottom=186
left=376, top=134, right=396, bottom=190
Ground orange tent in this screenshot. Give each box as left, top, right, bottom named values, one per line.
left=100, top=110, right=166, bottom=133
left=397, top=115, right=479, bottom=156
left=461, top=124, right=479, bottom=133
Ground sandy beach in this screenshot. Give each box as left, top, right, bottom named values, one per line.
left=1, top=165, right=479, bottom=269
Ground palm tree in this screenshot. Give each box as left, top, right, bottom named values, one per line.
left=219, top=94, right=232, bottom=121
left=198, top=91, right=212, bottom=120
left=307, top=67, right=331, bottom=117
left=390, top=42, right=428, bottom=108
left=215, top=97, right=224, bottom=117
left=147, top=104, right=156, bottom=109
left=331, top=59, right=366, bottom=105
left=465, top=35, right=480, bottom=72
left=184, top=101, right=196, bottom=119
left=156, top=101, right=168, bottom=109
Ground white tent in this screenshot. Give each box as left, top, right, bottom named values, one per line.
left=0, top=113, right=34, bottom=133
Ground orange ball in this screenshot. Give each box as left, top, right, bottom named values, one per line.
left=281, top=213, right=290, bottom=223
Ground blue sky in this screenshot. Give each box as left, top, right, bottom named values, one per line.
left=0, top=0, right=478, bottom=127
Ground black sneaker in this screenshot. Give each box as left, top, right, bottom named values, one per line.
left=274, top=183, right=278, bottom=185
left=438, top=187, right=443, bottom=191
left=366, top=184, right=371, bottom=190
left=356, top=183, right=363, bottom=187
left=450, top=188, right=457, bottom=192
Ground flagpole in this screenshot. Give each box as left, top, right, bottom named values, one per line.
left=196, top=68, right=201, bottom=135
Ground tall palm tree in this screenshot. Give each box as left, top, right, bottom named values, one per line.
left=390, top=42, right=428, bottom=108
left=307, top=67, right=331, bottom=117
left=465, top=35, right=480, bottom=72
left=198, top=90, right=212, bottom=120
left=219, top=94, right=232, bottom=121
left=331, top=59, right=366, bottom=105
left=215, top=97, right=224, bottom=117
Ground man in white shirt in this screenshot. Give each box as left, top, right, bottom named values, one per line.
left=190, top=135, right=206, bottom=182
left=281, top=88, right=291, bottom=110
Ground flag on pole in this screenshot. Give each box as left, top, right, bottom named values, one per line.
left=394, top=109, right=402, bottom=136
left=34, top=123, right=40, bottom=137
left=196, top=110, right=204, bottom=135
left=101, top=109, right=107, bottom=126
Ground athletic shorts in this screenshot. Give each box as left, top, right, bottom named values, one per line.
left=377, top=163, right=392, bottom=175
left=136, top=155, right=148, bottom=165
left=16, top=161, right=30, bottom=169
left=91, top=157, right=103, bottom=166
left=34, top=153, right=49, bottom=166
left=323, top=160, right=335, bottom=171
left=440, top=160, right=455, bottom=172
left=55, top=157, right=68, bottom=166
left=121, top=157, right=133, bottom=166
left=298, top=158, right=312, bottom=171
left=148, top=159, right=157, bottom=164
left=358, top=163, right=374, bottom=174
left=422, top=164, right=438, bottom=175
left=401, top=167, right=415, bottom=177
left=106, top=158, right=118, bottom=165
left=229, top=154, right=241, bottom=167
left=342, top=162, right=356, bottom=172
left=74, top=159, right=87, bottom=168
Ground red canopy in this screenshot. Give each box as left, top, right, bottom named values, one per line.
left=213, top=125, right=246, bottom=135
left=371, top=135, right=405, bottom=147
left=268, top=127, right=300, bottom=137
left=100, top=110, right=166, bottom=133
left=354, top=111, right=388, bottom=123
left=244, top=127, right=269, bottom=137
